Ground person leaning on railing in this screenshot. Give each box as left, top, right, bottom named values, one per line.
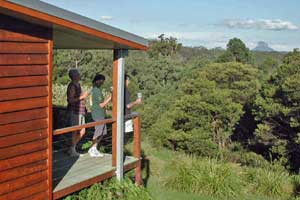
left=67, top=68, right=89, bottom=157
left=89, top=74, right=112, bottom=157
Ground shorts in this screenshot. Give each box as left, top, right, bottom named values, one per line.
left=92, top=116, right=107, bottom=139
left=69, top=112, right=85, bottom=126
left=125, top=119, right=133, bottom=133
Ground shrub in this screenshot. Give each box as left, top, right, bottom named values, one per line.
left=238, top=152, right=269, bottom=168
left=166, top=156, right=244, bottom=198
left=244, top=166, right=292, bottom=198
left=63, top=177, right=152, bottom=200
left=291, top=175, right=300, bottom=198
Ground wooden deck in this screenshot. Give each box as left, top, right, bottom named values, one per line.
left=52, top=151, right=138, bottom=199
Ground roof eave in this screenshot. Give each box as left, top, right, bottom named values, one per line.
left=0, top=0, right=148, bottom=50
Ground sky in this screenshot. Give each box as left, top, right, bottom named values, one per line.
left=42, top=0, right=300, bottom=51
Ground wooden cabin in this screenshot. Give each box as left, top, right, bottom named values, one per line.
left=0, top=0, right=148, bottom=199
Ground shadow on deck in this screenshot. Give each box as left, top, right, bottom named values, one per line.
left=52, top=151, right=138, bottom=199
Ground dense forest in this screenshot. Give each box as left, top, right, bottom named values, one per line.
left=53, top=36, right=300, bottom=200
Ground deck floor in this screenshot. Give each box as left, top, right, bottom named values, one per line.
left=53, top=152, right=138, bottom=193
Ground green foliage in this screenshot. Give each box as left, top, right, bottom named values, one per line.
left=63, top=178, right=152, bottom=200
left=52, top=38, right=300, bottom=199
left=253, top=48, right=300, bottom=170
left=148, top=62, right=259, bottom=155
left=244, top=166, right=292, bottom=198
left=179, top=46, right=224, bottom=62
left=291, top=175, right=300, bottom=197
left=166, top=157, right=244, bottom=198
left=53, top=50, right=112, bottom=86
left=238, top=152, right=269, bottom=168
left=163, top=152, right=297, bottom=200
left=52, top=84, right=68, bottom=106
left=52, top=84, right=91, bottom=109
left=260, top=57, right=279, bottom=77
left=217, top=38, right=252, bottom=64
left=148, top=34, right=182, bottom=58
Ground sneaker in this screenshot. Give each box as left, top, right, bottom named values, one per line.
left=68, top=147, right=83, bottom=157
left=96, top=149, right=105, bottom=157
left=88, top=147, right=104, bottom=157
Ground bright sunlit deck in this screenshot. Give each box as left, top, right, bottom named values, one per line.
left=51, top=110, right=142, bottom=199
left=53, top=152, right=138, bottom=199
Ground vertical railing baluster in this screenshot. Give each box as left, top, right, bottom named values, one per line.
left=133, top=115, right=142, bottom=185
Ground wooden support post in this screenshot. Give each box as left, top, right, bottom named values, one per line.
left=133, top=116, right=142, bottom=185
left=112, top=51, right=118, bottom=167
left=112, top=49, right=127, bottom=181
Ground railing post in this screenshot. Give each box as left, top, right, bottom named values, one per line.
left=133, top=115, right=142, bottom=185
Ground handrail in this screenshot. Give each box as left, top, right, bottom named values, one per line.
left=52, top=113, right=140, bottom=136
left=125, top=112, right=140, bottom=120
left=53, top=118, right=116, bottom=135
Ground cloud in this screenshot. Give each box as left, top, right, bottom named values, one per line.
left=223, top=19, right=298, bottom=31
left=142, top=31, right=232, bottom=48
left=141, top=31, right=300, bottom=51
left=143, top=31, right=229, bottom=41
left=100, top=16, right=114, bottom=21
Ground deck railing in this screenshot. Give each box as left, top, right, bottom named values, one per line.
left=52, top=111, right=142, bottom=184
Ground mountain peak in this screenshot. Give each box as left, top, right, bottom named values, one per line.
left=253, top=41, right=275, bottom=52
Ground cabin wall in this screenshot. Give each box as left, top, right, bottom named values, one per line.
left=0, top=14, right=52, bottom=199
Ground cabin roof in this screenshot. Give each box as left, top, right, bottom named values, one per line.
left=0, top=0, right=148, bottom=50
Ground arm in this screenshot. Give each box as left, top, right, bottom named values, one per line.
left=99, top=95, right=112, bottom=108
left=126, top=98, right=142, bottom=110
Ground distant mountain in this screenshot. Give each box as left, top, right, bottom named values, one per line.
left=209, top=46, right=225, bottom=51
left=253, top=41, right=275, bottom=52
left=194, top=45, right=208, bottom=50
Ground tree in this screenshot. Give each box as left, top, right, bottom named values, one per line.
left=217, top=38, right=252, bottom=64
left=260, top=57, right=278, bottom=77
left=148, top=35, right=182, bottom=58
left=253, top=49, right=300, bottom=171
left=149, top=62, right=259, bottom=154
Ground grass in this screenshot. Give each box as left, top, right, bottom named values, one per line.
left=61, top=138, right=300, bottom=200
left=141, top=139, right=300, bottom=200
left=166, top=157, right=244, bottom=198
left=244, top=166, right=292, bottom=198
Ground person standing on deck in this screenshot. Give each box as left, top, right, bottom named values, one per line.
left=124, top=74, right=142, bottom=115
left=124, top=74, right=142, bottom=133
left=67, top=68, right=88, bottom=157
left=89, top=74, right=111, bottom=157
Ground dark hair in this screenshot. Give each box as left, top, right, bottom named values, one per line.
left=68, top=68, right=80, bottom=80
left=125, top=74, right=130, bottom=80
left=93, top=74, right=105, bottom=84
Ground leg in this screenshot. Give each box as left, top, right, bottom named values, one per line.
left=89, top=117, right=107, bottom=157
left=69, top=114, right=86, bottom=156
left=71, top=128, right=85, bottom=147
left=91, top=135, right=103, bottom=148
left=71, top=130, right=79, bottom=147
